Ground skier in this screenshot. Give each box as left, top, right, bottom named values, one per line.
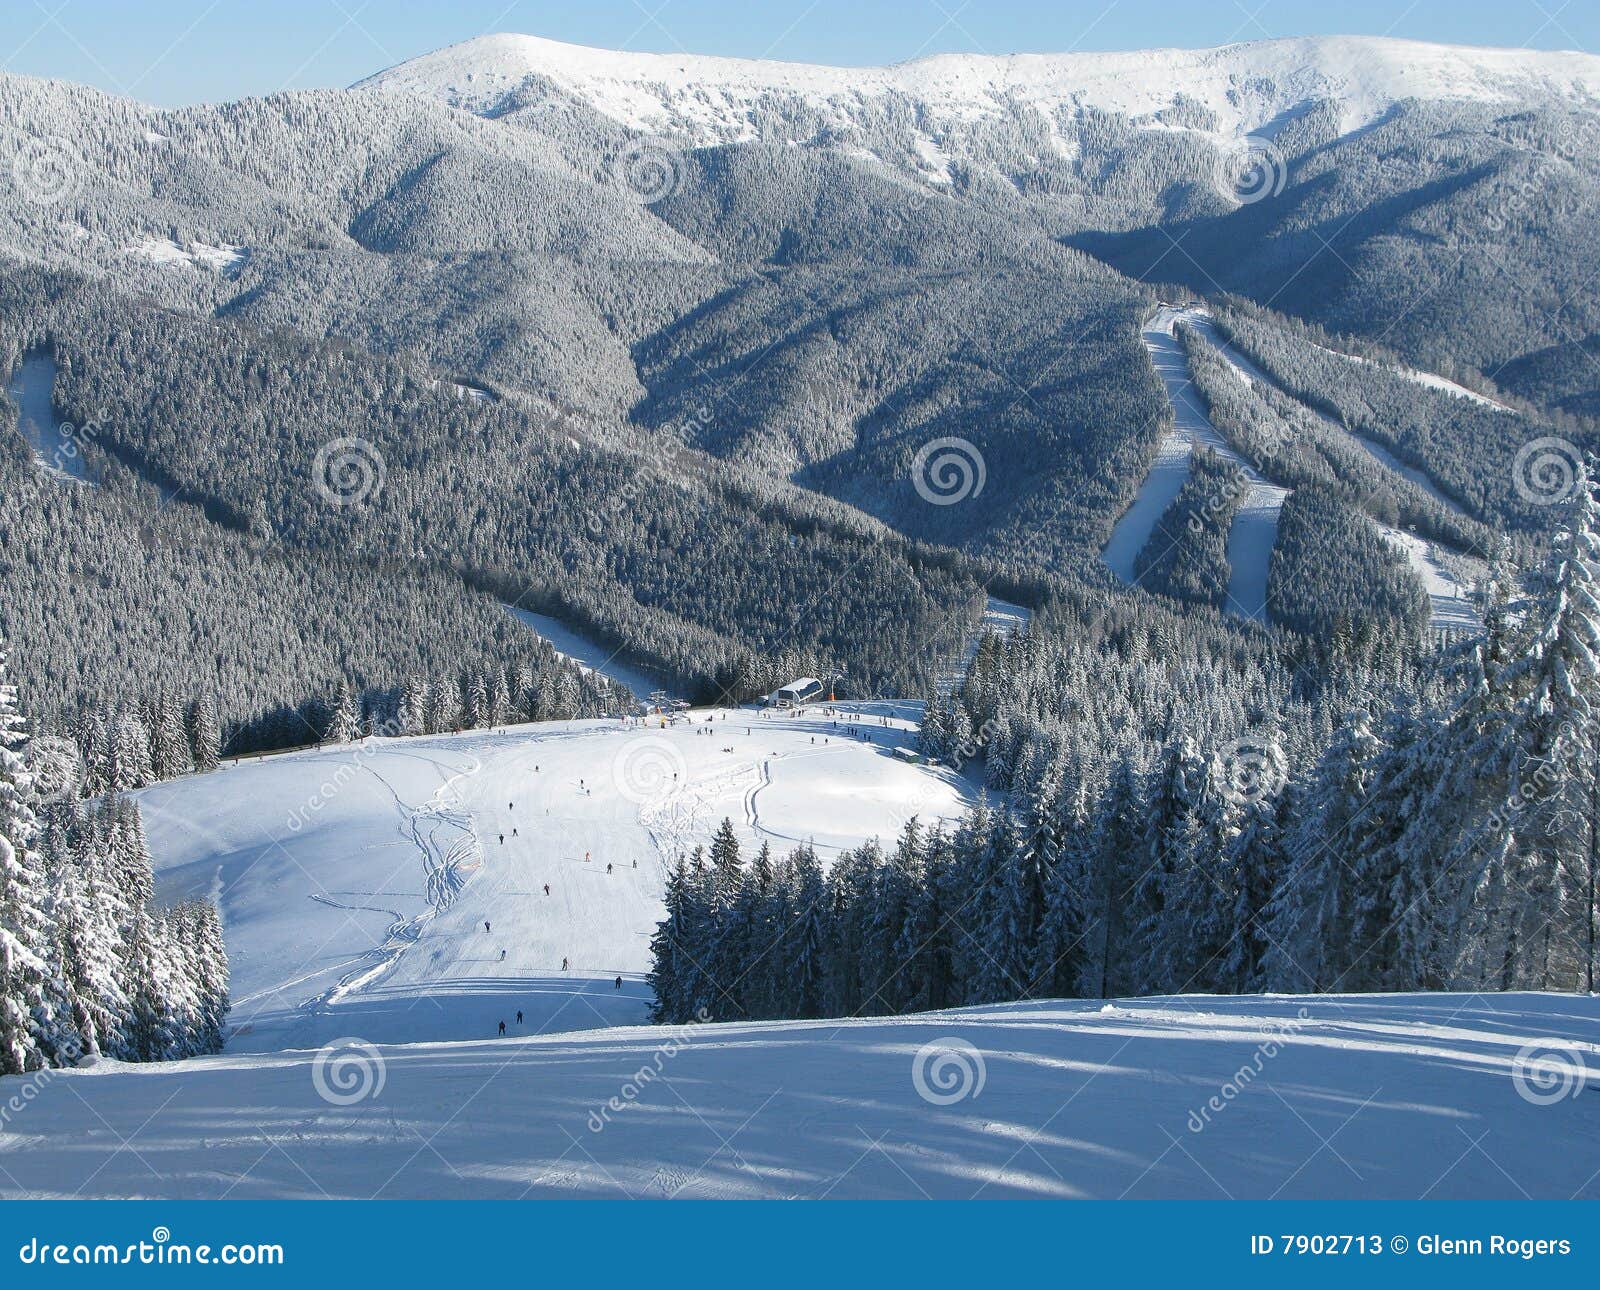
left=543, top=883, right=550, bottom=896
left=561, top=957, right=569, bottom=971
left=513, top=827, right=518, bottom=837
left=585, top=850, right=590, bottom=862
left=516, top=1010, right=523, bottom=1024
left=614, top=976, right=623, bottom=990
left=485, top=920, right=491, bottom=933
left=607, top=863, right=613, bottom=875
left=499, top=833, right=504, bottom=845
left=500, top=949, right=506, bottom=961
left=497, top=1020, right=506, bottom=1036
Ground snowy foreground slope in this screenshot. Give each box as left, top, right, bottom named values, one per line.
left=3, top=994, right=1595, bottom=1199
left=137, top=706, right=973, bottom=1054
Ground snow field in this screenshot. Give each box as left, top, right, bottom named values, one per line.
left=4, top=992, right=1594, bottom=1199
left=139, top=708, right=976, bottom=1054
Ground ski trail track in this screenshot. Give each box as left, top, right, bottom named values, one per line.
left=1106, top=304, right=1481, bottom=631
left=295, top=751, right=485, bottom=1017
left=1104, top=307, right=1286, bottom=621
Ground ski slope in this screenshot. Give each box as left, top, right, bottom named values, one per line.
left=936, top=595, right=1033, bottom=695
left=1107, top=304, right=1482, bottom=632
left=1104, top=306, right=1287, bottom=621
left=5, top=992, right=1594, bottom=1199
left=138, top=708, right=975, bottom=1055
left=504, top=604, right=683, bottom=701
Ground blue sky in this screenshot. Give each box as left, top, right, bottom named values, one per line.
left=2, top=0, right=1593, bottom=106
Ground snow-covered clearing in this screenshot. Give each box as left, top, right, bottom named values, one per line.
left=5, top=352, right=93, bottom=483
left=124, top=236, right=246, bottom=274
left=1116, top=305, right=1483, bottom=632
left=138, top=708, right=974, bottom=1055
left=504, top=605, right=682, bottom=701
left=4, top=992, right=1594, bottom=1199
left=1104, top=306, right=1286, bottom=621
left=936, top=595, right=1032, bottom=694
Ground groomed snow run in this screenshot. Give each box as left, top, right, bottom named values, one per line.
left=937, top=595, right=1033, bottom=695
left=139, top=708, right=975, bottom=1054
left=1145, top=304, right=1484, bottom=632
left=4, top=993, right=1595, bottom=1199
left=504, top=605, right=683, bottom=702
left=1103, top=306, right=1287, bottom=622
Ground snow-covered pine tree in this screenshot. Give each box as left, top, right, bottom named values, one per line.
left=323, top=679, right=363, bottom=745
left=186, top=692, right=221, bottom=774
left=1263, top=709, right=1382, bottom=991
left=0, top=643, right=57, bottom=1074
left=150, top=689, right=191, bottom=781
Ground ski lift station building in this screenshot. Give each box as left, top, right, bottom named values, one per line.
left=771, top=677, right=824, bottom=708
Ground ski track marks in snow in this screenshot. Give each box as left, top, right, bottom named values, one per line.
left=8, top=992, right=1597, bottom=1199
left=139, top=710, right=975, bottom=1054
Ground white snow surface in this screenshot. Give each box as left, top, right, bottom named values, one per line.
left=1104, top=306, right=1286, bottom=622
left=4, top=992, right=1596, bottom=1198
left=504, top=605, right=683, bottom=702
left=1109, top=304, right=1483, bottom=632
left=124, top=236, right=245, bottom=273
left=138, top=709, right=974, bottom=1055
left=357, top=34, right=1600, bottom=144
left=936, top=595, right=1032, bottom=695
left=1309, top=340, right=1516, bottom=412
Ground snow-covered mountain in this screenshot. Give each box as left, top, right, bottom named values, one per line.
left=357, top=32, right=1600, bottom=144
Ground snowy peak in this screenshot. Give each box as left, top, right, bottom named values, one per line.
left=356, top=32, right=1600, bottom=142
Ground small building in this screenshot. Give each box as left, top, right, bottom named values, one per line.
left=894, top=746, right=923, bottom=765
left=772, top=677, right=824, bottom=708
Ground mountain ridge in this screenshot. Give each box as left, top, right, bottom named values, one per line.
left=355, top=32, right=1600, bottom=141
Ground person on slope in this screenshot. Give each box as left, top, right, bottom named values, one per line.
left=485, top=920, right=491, bottom=933
left=500, top=949, right=507, bottom=961
left=614, top=976, right=623, bottom=990
left=544, top=883, right=550, bottom=896
left=606, top=863, right=613, bottom=875
left=498, top=1020, right=506, bottom=1036
left=562, top=957, right=569, bottom=971
left=516, top=1010, right=523, bottom=1024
